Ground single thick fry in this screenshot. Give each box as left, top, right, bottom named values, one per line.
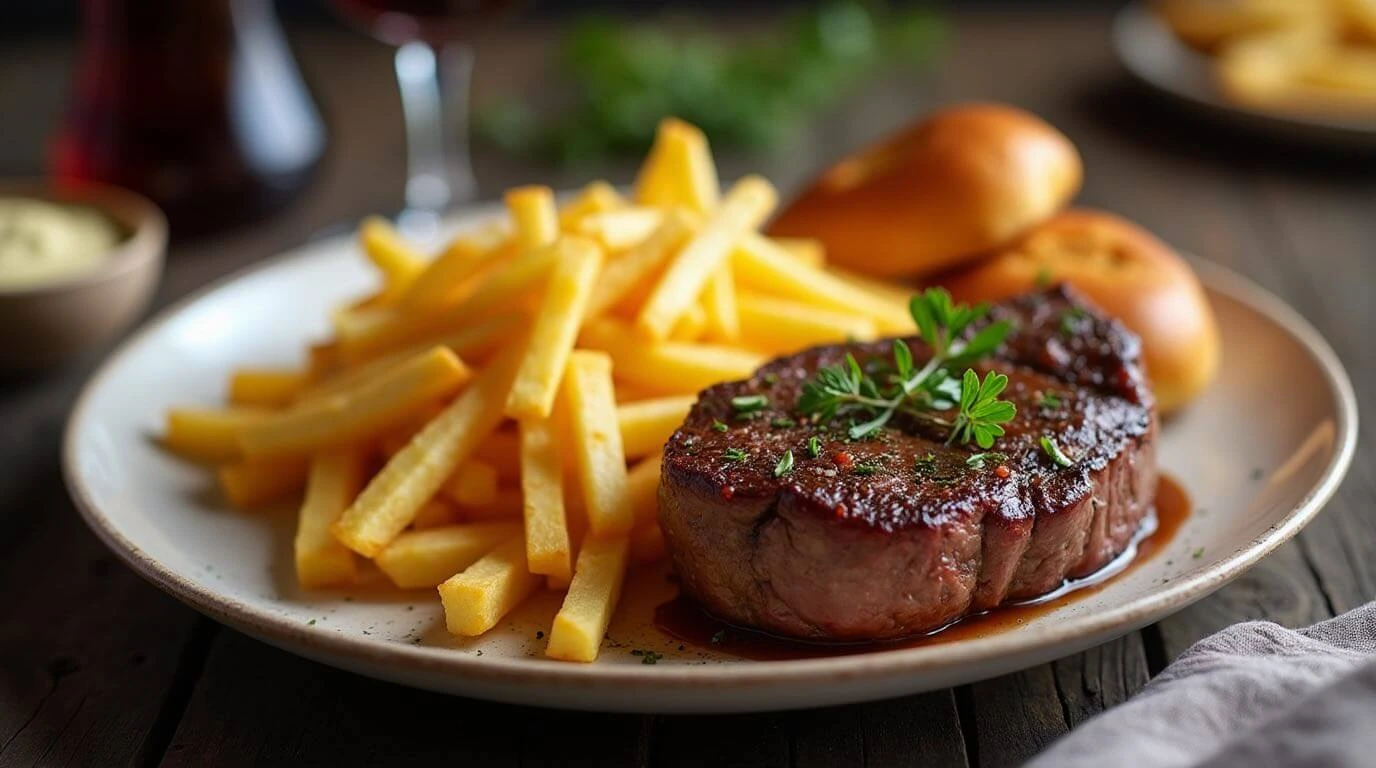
left=218, top=457, right=309, bottom=508
left=401, top=221, right=510, bottom=310
left=576, top=207, right=664, bottom=251
left=228, top=369, right=308, bottom=408
left=545, top=534, right=630, bottom=662
left=580, top=319, right=766, bottom=395
left=558, top=181, right=625, bottom=230
left=506, top=237, right=605, bottom=420
left=165, top=407, right=266, bottom=462
left=239, top=347, right=471, bottom=459
left=617, top=396, right=694, bottom=460
left=702, top=263, right=740, bottom=341
left=332, top=343, right=524, bottom=558
left=506, top=185, right=559, bottom=251
left=733, top=233, right=912, bottom=333
left=359, top=216, right=426, bottom=302
left=636, top=176, right=777, bottom=340
left=442, top=460, right=500, bottom=507
left=519, top=411, right=572, bottom=581
left=439, top=535, right=543, bottom=636
left=625, top=454, right=662, bottom=528
left=294, top=447, right=367, bottom=589
left=633, top=117, right=720, bottom=214
left=771, top=236, right=826, bottom=268
left=585, top=209, right=698, bottom=319
left=669, top=302, right=708, bottom=342
left=737, top=293, right=878, bottom=354
left=319, top=312, right=522, bottom=392
left=562, top=351, right=633, bottom=536
left=376, top=522, right=520, bottom=589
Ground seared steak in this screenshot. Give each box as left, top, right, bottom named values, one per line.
left=657, top=287, right=1157, bottom=642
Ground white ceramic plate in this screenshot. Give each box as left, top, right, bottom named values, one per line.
left=1112, top=2, right=1376, bottom=149
left=64, top=203, right=1357, bottom=713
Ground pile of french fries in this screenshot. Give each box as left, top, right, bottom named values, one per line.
left=162, top=118, right=913, bottom=663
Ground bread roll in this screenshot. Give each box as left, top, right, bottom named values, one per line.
left=768, top=103, right=1082, bottom=279
left=941, top=209, right=1219, bottom=414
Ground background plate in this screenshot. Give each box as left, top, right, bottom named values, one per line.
left=64, top=204, right=1357, bottom=712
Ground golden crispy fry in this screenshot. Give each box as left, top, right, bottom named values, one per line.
left=617, top=396, right=694, bottom=460
left=669, top=302, right=709, bottom=342
left=576, top=207, right=664, bottom=251
left=376, top=522, right=521, bottom=589
left=580, top=318, right=766, bottom=395
left=562, top=351, right=633, bottom=536
left=737, top=293, right=878, bottom=354
left=442, top=460, right=500, bottom=507
left=359, top=216, right=427, bottom=302
left=636, top=176, right=777, bottom=340
left=505, top=185, right=560, bottom=251
left=228, top=369, right=308, bottom=408
left=164, top=407, right=267, bottom=462
left=519, top=408, right=572, bottom=581
left=218, top=457, right=309, bottom=508
left=733, top=233, right=912, bottom=333
left=401, top=221, right=511, bottom=310
left=439, top=535, right=543, bottom=636
left=558, top=181, right=625, bottom=229
left=633, top=117, right=720, bottom=214
left=585, top=209, right=699, bottom=319
left=294, top=446, right=367, bottom=588
left=771, top=236, right=826, bottom=268
left=412, top=497, right=464, bottom=530
left=506, top=237, right=605, bottom=420
left=702, top=263, right=741, bottom=341
left=332, top=343, right=525, bottom=558
left=625, top=453, right=663, bottom=528
left=545, top=533, right=630, bottom=662
left=238, top=347, right=471, bottom=459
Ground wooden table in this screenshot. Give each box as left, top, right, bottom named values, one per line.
left=2, top=10, right=1373, bottom=767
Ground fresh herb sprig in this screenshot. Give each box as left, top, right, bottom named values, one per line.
left=796, top=288, right=1016, bottom=447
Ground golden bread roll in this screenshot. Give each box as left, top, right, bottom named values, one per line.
left=941, top=209, right=1220, bottom=414
left=768, top=103, right=1082, bottom=279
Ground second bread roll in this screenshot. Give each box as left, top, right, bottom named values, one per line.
left=769, top=103, right=1082, bottom=278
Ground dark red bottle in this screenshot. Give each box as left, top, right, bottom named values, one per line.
left=51, top=0, right=326, bottom=236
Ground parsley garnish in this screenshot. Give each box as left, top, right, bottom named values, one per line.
left=966, top=451, right=1007, bottom=470
left=723, top=447, right=748, bottom=462
left=1035, top=390, right=1062, bottom=411
left=774, top=450, right=794, bottom=477
left=796, top=288, right=1015, bottom=445
left=770, top=417, right=797, bottom=429
left=711, top=420, right=728, bottom=432
left=853, top=461, right=883, bottom=476
left=1192, top=547, right=1205, bottom=559
left=731, top=394, right=769, bottom=415
left=1059, top=307, right=1089, bottom=337
left=807, top=435, right=821, bottom=458
left=1039, top=436, right=1075, bottom=467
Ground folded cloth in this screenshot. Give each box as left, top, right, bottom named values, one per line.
left=1028, top=602, right=1376, bottom=768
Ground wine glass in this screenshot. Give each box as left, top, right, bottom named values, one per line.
left=332, top=0, right=519, bottom=240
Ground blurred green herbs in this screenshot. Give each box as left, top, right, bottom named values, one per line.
left=476, top=2, right=946, bottom=165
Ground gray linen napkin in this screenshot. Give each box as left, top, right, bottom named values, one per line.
left=1028, top=602, right=1376, bottom=768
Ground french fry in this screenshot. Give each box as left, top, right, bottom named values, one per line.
left=580, top=318, right=766, bottom=395
left=218, top=457, right=309, bottom=508
left=376, top=522, right=521, bottom=589
left=633, top=117, right=720, bottom=214
left=737, top=293, right=878, bottom=354
left=359, top=216, right=426, bottom=302
left=562, top=351, right=633, bottom=536
left=629, top=523, right=666, bottom=565
left=506, top=237, right=605, bottom=420
left=617, top=396, right=694, bottom=460
left=545, top=533, right=630, bottom=662
left=585, top=209, right=698, bottom=319
left=576, top=207, right=664, bottom=251
left=439, top=535, right=543, bottom=636
left=626, top=454, right=662, bottom=527
left=332, top=343, right=524, bottom=558
left=165, top=407, right=267, bottom=462
left=771, top=236, right=826, bottom=268
left=668, top=302, right=708, bottom=342
left=636, top=176, right=777, bottom=340
left=412, top=497, right=463, bottom=529
left=401, top=221, right=511, bottom=310
left=320, top=311, right=522, bottom=390
left=505, top=185, right=559, bottom=251
left=238, top=347, right=472, bottom=459
left=442, top=460, right=500, bottom=507
left=733, top=233, right=913, bottom=333
left=519, top=409, right=572, bottom=581
left=558, top=181, right=625, bottom=229
left=702, top=263, right=740, bottom=341
left=228, top=369, right=308, bottom=408
left=294, top=446, right=367, bottom=589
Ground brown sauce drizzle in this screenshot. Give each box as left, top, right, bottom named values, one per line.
left=655, top=474, right=1190, bottom=661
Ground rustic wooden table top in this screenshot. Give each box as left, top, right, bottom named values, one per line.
left=2, top=10, right=1373, bottom=767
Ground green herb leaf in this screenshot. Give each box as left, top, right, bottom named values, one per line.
left=731, top=394, right=769, bottom=414
left=966, top=451, right=1007, bottom=470
left=949, top=371, right=1017, bottom=449
left=1039, top=436, right=1075, bottom=467
left=807, top=435, right=821, bottom=458
left=1035, top=390, right=1062, bottom=411
left=852, top=461, right=883, bottom=476
left=1059, top=307, right=1089, bottom=337
left=770, top=417, right=797, bottom=429
left=774, top=450, right=794, bottom=477
left=711, top=419, right=728, bottom=432
left=723, top=447, right=749, bottom=462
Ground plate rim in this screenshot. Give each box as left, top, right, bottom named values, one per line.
left=62, top=219, right=1359, bottom=696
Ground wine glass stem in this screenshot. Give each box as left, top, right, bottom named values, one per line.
left=394, top=41, right=477, bottom=232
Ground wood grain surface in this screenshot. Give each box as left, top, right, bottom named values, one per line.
left=1, top=10, right=1372, bottom=767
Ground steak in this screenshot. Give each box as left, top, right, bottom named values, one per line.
left=657, top=286, right=1158, bottom=642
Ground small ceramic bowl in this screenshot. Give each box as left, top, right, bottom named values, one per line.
left=0, top=180, right=166, bottom=371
